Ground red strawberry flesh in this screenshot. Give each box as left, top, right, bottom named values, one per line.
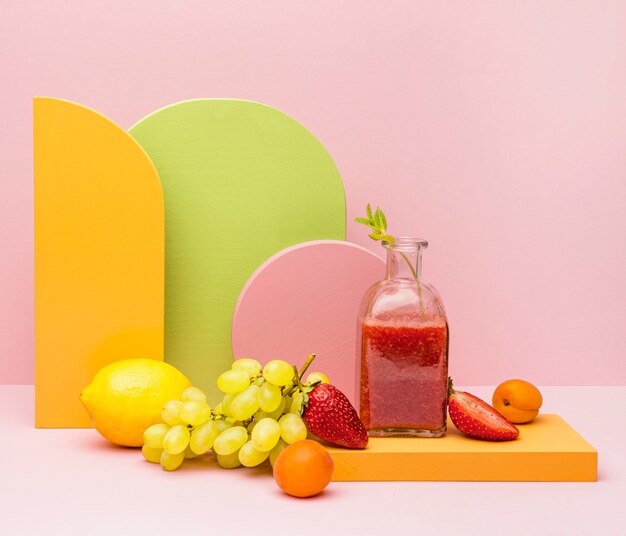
left=302, top=384, right=369, bottom=449
left=449, top=389, right=519, bottom=441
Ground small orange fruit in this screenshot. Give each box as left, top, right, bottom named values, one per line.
left=492, top=379, right=543, bottom=423
left=273, top=439, right=334, bottom=498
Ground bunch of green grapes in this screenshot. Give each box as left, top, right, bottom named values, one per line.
left=142, top=357, right=329, bottom=471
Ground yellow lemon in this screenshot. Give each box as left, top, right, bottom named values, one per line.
left=80, top=359, right=191, bottom=446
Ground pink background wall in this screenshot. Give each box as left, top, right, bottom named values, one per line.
left=2, top=1, right=625, bottom=385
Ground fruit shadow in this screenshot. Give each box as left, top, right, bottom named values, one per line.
left=176, top=453, right=274, bottom=478
left=76, top=433, right=140, bottom=454
left=268, top=486, right=339, bottom=501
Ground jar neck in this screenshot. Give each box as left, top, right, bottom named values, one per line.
left=384, top=238, right=428, bottom=281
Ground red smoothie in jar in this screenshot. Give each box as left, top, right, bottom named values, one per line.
left=360, top=317, right=448, bottom=431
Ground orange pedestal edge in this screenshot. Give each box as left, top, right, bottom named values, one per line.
left=328, top=414, right=597, bottom=482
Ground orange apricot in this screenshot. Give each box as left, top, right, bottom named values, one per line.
left=492, top=379, right=543, bottom=424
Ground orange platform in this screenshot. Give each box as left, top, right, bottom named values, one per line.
left=328, top=414, right=597, bottom=482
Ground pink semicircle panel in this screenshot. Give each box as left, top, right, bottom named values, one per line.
left=232, top=240, right=385, bottom=403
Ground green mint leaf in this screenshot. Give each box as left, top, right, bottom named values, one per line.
left=379, top=209, right=388, bottom=230
left=374, top=207, right=385, bottom=231
left=360, top=203, right=396, bottom=244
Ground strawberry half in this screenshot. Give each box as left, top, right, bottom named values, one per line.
left=448, top=380, right=519, bottom=441
left=301, top=384, right=369, bottom=449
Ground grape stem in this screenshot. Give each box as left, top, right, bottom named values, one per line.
left=292, top=366, right=305, bottom=391
left=298, top=353, right=316, bottom=379
left=284, top=353, right=316, bottom=397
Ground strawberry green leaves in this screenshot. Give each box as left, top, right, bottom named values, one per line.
left=355, top=205, right=395, bottom=244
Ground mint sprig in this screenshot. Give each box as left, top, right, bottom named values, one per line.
left=355, top=204, right=424, bottom=310
left=355, top=204, right=395, bottom=244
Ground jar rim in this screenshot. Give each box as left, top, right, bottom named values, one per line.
left=382, top=236, right=428, bottom=250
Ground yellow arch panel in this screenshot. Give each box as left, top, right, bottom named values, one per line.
left=34, top=98, right=164, bottom=428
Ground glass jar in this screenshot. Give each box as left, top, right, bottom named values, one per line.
left=357, top=237, right=449, bottom=437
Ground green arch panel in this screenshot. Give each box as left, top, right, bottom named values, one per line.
left=129, top=99, right=345, bottom=399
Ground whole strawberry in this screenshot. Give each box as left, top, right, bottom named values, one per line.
left=302, top=384, right=368, bottom=449
left=448, top=379, right=519, bottom=441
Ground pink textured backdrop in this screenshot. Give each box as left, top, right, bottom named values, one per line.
left=1, top=2, right=625, bottom=385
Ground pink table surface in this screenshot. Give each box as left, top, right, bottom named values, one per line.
left=1, top=385, right=624, bottom=535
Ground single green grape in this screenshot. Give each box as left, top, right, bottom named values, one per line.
left=212, top=426, right=248, bottom=456
left=229, top=385, right=260, bottom=421
left=258, top=382, right=282, bottom=412
left=269, top=439, right=288, bottom=467
left=190, top=421, right=219, bottom=454
left=216, top=450, right=242, bottom=469
left=184, top=445, right=199, bottom=459
left=160, top=450, right=185, bottom=471
left=142, top=445, right=163, bottom=464
left=282, top=394, right=292, bottom=413
left=247, top=411, right=265, bottom=432
left=279, top=413, right=308, bottom=444
left=262, top=360, right=295, bottom=387
left=238, top=440, right=270, bottom=467
left=221, top=393, right=235, bottom=417
left=251, top=417, right=281, bottom=452
left=163, top=424, right=190, bottom=455
left=180, top=400, right=211, bottom=426
left=181, top=386, right=208, bottom=403
left=305, top=371, right=331, bottom=385
left=143, top=423, right=170, bottom=449
left=289, top=392, right=304, bottom=414
left=161, top=400, right=184, bottom=425
left=214, top=419, right=233, bottom=432
left=217, top=370, right=250, bottom=394
left=266, top=396, right=287, bottom=421
left=231, top=358, right=262, bottom=377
